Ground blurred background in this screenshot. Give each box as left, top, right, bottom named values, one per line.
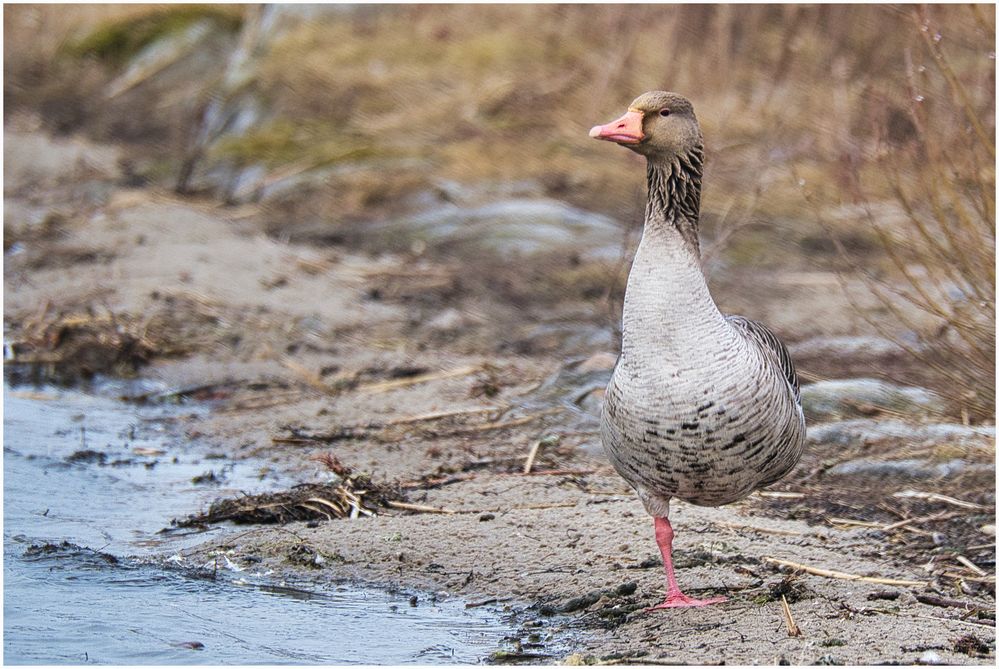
left=4, top=3, right=995, bottom=422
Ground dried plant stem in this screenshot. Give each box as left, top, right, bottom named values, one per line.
left=523, top=439, right=543, bottom=474
left=357, top=365, right=481, bottom=394
left=764, top=557, right=927, bottom=587
left=914, top=7, right=995, bottom=159
left=441, top=409, right=562, bottom=436
left=780, top=595, right=802, bottom=637
left=892, top=490, right=989, bottom=511
left=912, top=614, right=996, bottom=629
left=954, top=555, right=987, bottom=576
left=387, top=406, right=503, bottom=425
left=386, top=501, right=455, bottom=515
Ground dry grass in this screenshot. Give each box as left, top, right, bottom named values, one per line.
left=4, top=4, right=995, bottom=418
left=809, top=7, right=995, bottom=421
left=9, top=5, right=990, bottom=215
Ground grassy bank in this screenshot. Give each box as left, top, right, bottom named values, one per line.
left=4, top=3, right=994, bottom=418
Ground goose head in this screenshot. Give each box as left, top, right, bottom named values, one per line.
left=589, top=91, right=702, bottom=161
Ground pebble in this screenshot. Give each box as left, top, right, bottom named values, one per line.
left=615, top=582, right=637, bottom=596
left=918, top=650, right=944, bottom=665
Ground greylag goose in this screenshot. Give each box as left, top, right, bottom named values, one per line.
left=590, top=92, right=805, bottom=609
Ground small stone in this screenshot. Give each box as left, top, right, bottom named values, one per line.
left=559, top=591, right=602, bottom=613
left=615, top=581, right=637, bottom=597
left=479, top=513, right=496, bottom=522
left=918, top=650, right=944, bottom=665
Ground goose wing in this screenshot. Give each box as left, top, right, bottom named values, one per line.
left=725, top=315, right=800, bottom=403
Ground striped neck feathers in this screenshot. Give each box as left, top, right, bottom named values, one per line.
left=645, top=146, right=704, bottom=254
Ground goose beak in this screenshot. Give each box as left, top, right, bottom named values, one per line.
left=589, top=110, right=645, bottom=144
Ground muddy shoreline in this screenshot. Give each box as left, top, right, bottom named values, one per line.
left=4, top=129, right=995, bottom=665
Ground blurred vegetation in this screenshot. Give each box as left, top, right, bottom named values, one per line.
left=210, top=120, right=382, bottom=168
left=65, top=4, right=242, bottom=65
left=815, top=6, right=996, bottom=420
left=3, top=3, right=994, bottom=419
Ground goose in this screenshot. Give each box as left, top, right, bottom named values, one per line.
left=590, top=92, right=805, bottom=609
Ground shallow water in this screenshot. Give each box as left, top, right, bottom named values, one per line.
left=3, top=384, right=512, bottom=664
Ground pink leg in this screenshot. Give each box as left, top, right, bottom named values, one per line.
left=647, top=516, right=726, bottom=610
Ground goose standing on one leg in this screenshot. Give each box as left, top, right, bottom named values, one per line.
left=590, top=92, right=805, bottom=610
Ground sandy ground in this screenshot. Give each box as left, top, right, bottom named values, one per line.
left=4, top=128, right=995, bottom=665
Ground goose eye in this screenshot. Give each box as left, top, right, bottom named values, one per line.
left=659, top=108, right=671, bottom=117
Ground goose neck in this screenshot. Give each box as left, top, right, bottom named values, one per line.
left=644, top=148, right=703, bottom=255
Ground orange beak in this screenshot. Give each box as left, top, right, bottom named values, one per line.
left=589, top=110, right=645, bottom=144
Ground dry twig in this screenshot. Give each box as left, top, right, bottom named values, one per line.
left=357, top=365, right=481, bottom=394
left=522, top=468, right=597, bottom=477
left=440, top=409, right=561, bottom=436
left=828, top=517, right=882, bottom=529
left=912, top=614, right=995, bottom=629
left=915, top=594, right=986, bottom=612
left=764, top=557, right=927, bottom=587
left=954, top=555, right=987, bottom=576
left=386, top=406, right=503, bottom=425
left=892, top=490, right=989, bottom=510
left=523, top=439, right=544, bottom=474
left=780, top=595, right=802, bottom=637
left=386, top=501, right=456, bottom=515
left=828, top=511, right=958, bottom=533
left=940, top=572, right=995, bottom=584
